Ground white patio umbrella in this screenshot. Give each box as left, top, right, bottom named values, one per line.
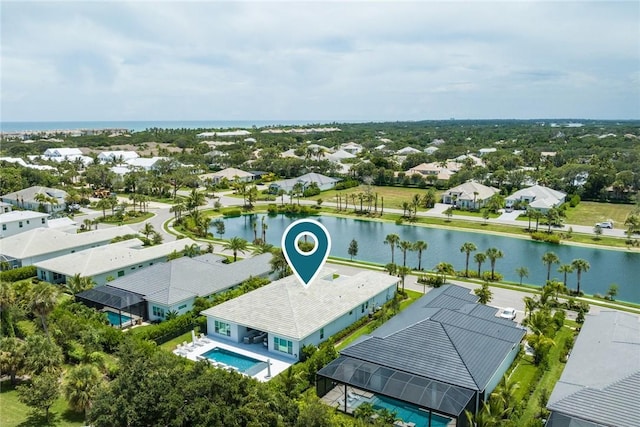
left=191, top=330, right=197, bottom=345
left=266, top=358, right=272, bottom=379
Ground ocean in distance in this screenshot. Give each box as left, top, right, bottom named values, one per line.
left=0, top=120, right=329, bottom=133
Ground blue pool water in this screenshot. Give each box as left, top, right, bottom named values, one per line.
left=106, top=311, right=132, bottom=326
left=371, top=395, right=451, bottom=427
left=202, top=348, right=264, bottom=374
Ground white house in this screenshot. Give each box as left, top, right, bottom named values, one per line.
left=424, top=146, right=439, bottom=155
left=478, top=148, right=497, bottom=156
left=101, top=253, right=274, bottom=321
left=405, top=162, right=456, bottom=181
left=43, top=147, right=83, bottom=159
left=0, top=210, right=49, bottom=238
left=1, top=186, right=69, bottom=213
left=340, top=142, right=363, bottom=155
left=34, top=238, right=198, bottom=286
left=98, top=150, right=139, bottom=163
left=442, top=181, right=500, bottom=209
left=0, top=201, right=13, bottom=214
left=200, top=167, right=255, bottom=184
left=202, top=269, right=399, bottom=360
left=0, top=226, right=138, bottom=268
left=0, top=157, right=28, bottom=167
left=506, top=185, right=566, bottom=212
left=396, top=146, right=422, bottom=155
left=269, top=173, right=340, bottom=193
left=125, top=157, right=169, bottom=171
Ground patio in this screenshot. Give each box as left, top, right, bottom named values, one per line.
left=172, top=332, right=293, bottom=382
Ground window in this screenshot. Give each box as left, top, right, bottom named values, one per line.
left=320, top=328, right=324, bottom=339
left=273, top=336, right=293, bottom=354
left=361, top=304, right=365, bottom=313
left=152, top=306, right=165, bottom=318
left=178, top=304, right=187, bottom=310
left=2, top=224, right=5, bottom=231
left=19, top=222, right=23, bottom=228
left=349, top=310, right=353, bottom=315
left=41, top=218, right=45, bottom=224
left=26, top=220, right=30, bottom=224
left=214, top=320, right=231, bottom=336
left=117, top=270, right=124, bottom=277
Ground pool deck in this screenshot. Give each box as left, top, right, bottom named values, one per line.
left=173, top=333, right=294, bottom=382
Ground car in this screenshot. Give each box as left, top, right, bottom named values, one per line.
left=500, top=307, right=517, bottom=321
left=595, top=221, right=613, bottom=229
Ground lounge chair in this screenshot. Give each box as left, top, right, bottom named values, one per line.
left=347, top=391, right=358, bottom=400
left=199, top=333, right=212, bottom=343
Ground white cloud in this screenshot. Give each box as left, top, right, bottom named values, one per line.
left=1, top=0, right=638, bottom=121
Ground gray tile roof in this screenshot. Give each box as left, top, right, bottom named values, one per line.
left=107, top=253, right=273, bottom=305
left=341, top=285, right=526, bottom=392
left=547, top=310, right=640, bottom=427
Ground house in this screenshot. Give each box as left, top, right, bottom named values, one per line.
left=453, top=154, right=485, bottom=167
left=442, top=182, right=499, bottom=209
left=396, top=146, right=422, bottom=155
left=505, top=185, right=566, bottom=212
left=200, top=167, right=255, bottom=184
left=34, top=238, right=198, bottom=286
left=424, top=146, right=439, bottom=155
left=269, top=173, right=340, bottom=193
left=478, top=148, right=497, bottom=156
left=43, top=147, right=83, bottom=159
left=196, top=130, right=252, bottom=138
left=202, top=269, right=399, bottom=360
left=340, top=142, right=363, bottom=155
left=125, top=156, right=169, bottom=171
left=0, top=157, right=28, bottom=167
left=405, top=162, right=456, bottom=181
left=0, top=201, right=13, bottom=214
left=0, top=226, right=138, bottom=268
left=77, top=253, right=274, bottom=321
left=546, top=310, right=640, bottom=427
left=98, top=150, right=139, bottom=163
left=324, top=149, right=356, bottom=162
left=1, top=186, right=69, bottom=213
left=0, top=210, right=49, bottom=238
left=316, top=285, right=526, bottom=427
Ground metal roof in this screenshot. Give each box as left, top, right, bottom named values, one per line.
left=339, top=285, right=525, bottom=392
left=107, top=253, right=273, bottom=305
left=547, top=310, right=640, bottom=427
left=76, top=285, right=144, bottom=309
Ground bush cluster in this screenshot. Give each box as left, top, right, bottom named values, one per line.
left=530, top=232, right=561, bottom=244
left=0, top=266, right=37, bottom=282
left=222, top=208, right=242, bottom=217
left=266, top=204, right=316, bottom=215
left=334, top=179, right=359, bottom=190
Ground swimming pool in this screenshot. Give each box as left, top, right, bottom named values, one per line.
left=202, top=347, right=266, bottom=375
left=371, top=394, right=451, bottom=427
left=106, top=311, right=132, bottom=326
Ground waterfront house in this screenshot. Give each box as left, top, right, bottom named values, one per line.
left=200, top=167, right=255, bottom=184
left=442, top=181, right=499, bottom=209
left=505, top=184, right=566, bottom=212
left=269, top=172, right=340, bottom=193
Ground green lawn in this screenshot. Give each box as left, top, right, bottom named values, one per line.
left=158, top=330, right=194, bottom=352
left=0, top=381, right=85, bottom=427
left=305, top=185, right=442, bottom=211
left=562, top=201, right=635, bottom=227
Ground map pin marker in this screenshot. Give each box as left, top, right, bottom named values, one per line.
left=281, top=218, right=332, bottom=287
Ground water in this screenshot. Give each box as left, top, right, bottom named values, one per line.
left=106, top=311, right=132, bottom=326
left=372, top=394, right=450, bottom=427
left=217, top=214, right=640, bottom=304
left=202, top=347, right=264, bottom=374
left=1, top=120, right=328, bottom=133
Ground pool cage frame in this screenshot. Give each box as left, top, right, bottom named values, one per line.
left=76, top=285, right=147, bottom=328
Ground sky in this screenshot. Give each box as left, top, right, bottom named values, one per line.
left=1, top=1, right=639, bottom=122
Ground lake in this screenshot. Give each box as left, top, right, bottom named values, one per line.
left=215, top=214, right=640, bottom=304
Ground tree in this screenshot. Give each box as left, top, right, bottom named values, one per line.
left=185, top=188, right=205, bottom=214
left=570, top=258, right=591, bottom=294
left=413, top=241, right=428, bottom=270
left=459, top=242, right=477, bottom=277
left=347, top=239, right=358, bottom=261
left=183, top=243, right=201, bottom=258
left=170, top=202, right=185, bottom=220
left=474, top=282, right=493, bottom=304
left=474, top=252, right=487, bottom=277
left=213, top=219, right=225, bottom=239
left=444, top=207, right=454, bottom=221
left=270, top=249, right=291, bottom=278
left=31, top=282, right=59, bottom=339
left=398, top=240, right=413, bottom=267
left=65, top=274, right=95, bottom=295
left=397, top=266, right=411, bottom=292
left=515, top=266, right=529, bottom=285
left=140, top=222, right=155, bottom=239
left=384, top=263, right=397, bottom=276
left=434, top=262, right=454, bottom=284
left=593, top=224, right=603, bottom=239
left=64, top=364, right=103, bottom=418
left=95, top=198, right=111, bottom=219
left=383, top=234, right=400, bottom=264
left=0, top=336, right=26, bottom=384
left=606, top=283, right=619, bottom=301
left=557, top=264, right=573, bottom=287
left=17, top=372, right=60, bottom=422
left=485, top=247, right=503, bottom=281
left=541, top=251, right=560, bottom=282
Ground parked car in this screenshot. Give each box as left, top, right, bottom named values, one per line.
left=500, top=307, right=517, bottom=321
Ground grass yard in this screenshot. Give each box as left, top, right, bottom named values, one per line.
left=562, top=201, right=635, bottom=227
left=305, top=185, right=442, bottom=211
left=0, top=381, right=85, bottom=427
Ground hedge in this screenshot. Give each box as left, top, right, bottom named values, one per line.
left=530, top=232, right=561, bottom=244
left=0, top=266, right=37, bottom=282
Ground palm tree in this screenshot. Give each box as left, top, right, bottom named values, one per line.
left=459, top=242, right=477, bottom=277
left=397, top=266, right=412, bottom=292
left=185, top=188, right=206, bottom=214
left=140, top=222, right=155, bottom=239
left=411, top=193, right=421, bottom=218
left=542, top=252, right=560, bottom=282
left=183, top=243, right=201, bottom=258
left=170, top=202, right=185, bottom=220
left=474, top=252, right=487, bottom=277
left=570, top=258, right=591, bottom=294
left=435, top=262, right=454, bottom=284
left=413, top=241, right=428, bottom=270
left=474, top=282, right=493, bottom=304
left=252, top=243, right=274, bottom=255
left=485, top=247, right=504, bottom=281
left=64, top=274, right=95, bottom=295
left=398, top=240, right=413, bottom=267
left=31, top=282, right=59, bottom=340
left=95, top=198, right=111, bottom=219
left=557, top=264, right=573, bottom=288
left=64, top=364, right=103, bottom=419
left=523, top=296, right=537, bottom=321
left=82, top=218, right=92, bottom=232
left=515, top=266, right=529, bottom=285
left=270, top=248, right=291, bottom=278
left=383, top=234, right=400, bottom=264
left=223, top=237, right=249, bottom=262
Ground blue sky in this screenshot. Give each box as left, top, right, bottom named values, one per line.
left=1, top=1, right=638, bottom=121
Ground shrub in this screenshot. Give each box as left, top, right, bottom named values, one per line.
left=530, top=232, right=561, bottom=244
left=417, top=275, right=443, bottom=288
left=0, top=266, right=37, bottom=282
left=302, top=186, right=321, bottom=197
left=569, top=194, right=581, bottom=207
left=334, top=179, right=359, bottom=190
left=222, top=208, right=242, bottom=217
left=482, top=271, right=504, bottom=282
